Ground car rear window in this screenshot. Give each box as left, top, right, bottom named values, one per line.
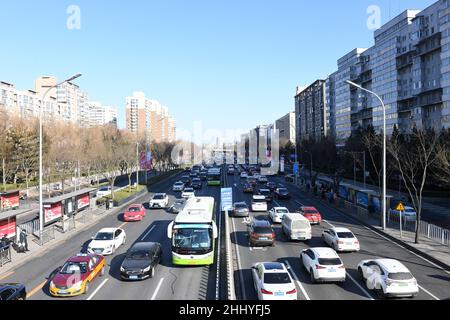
left=318, top=258, right=342, bottom=266
left=278, top=188, right=288, bottom=193
left=253, top=226, right=272, bottom=234
left=336, top=232, right=355, bottom=238
left=235, top=204, right=247, bottom=209
left=253, top=198, right=266, bottom=203
left=388, top=272, right=414, bottom=280
left=264, top=273, right=291, bottom=284
left=128, top=207, right=140, bottom=212
left=153, top=195, right=165, bottom=200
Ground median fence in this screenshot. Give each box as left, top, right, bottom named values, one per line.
left=0, top=245, right=11, bottom=267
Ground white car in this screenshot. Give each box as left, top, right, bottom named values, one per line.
left=88, top=228, right=126, bottom=255
left=389, top=206, right=417, bottom=222
left=258, top=176, right=268, bottom=183
left=149, top=193, right=169, bottom=209
left=240, top=172, right=249, bottom=179
left=96, top=186, right=112, bottom=198
left=269, top=207, right=289, bottom=224
left=300, top=247, right=346, bottom=284
left=181, top=188, right=195, bottom=199
left=251, top=195, right=268, bottom=212
left=172, top=181, right=185, bottom=192
left=357, top=259, right=419, bottom=298
left=251, top=262, right=297, bottom=300
left=321, top=227, right=360, bottom=252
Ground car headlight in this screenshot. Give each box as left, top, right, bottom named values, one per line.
left=120, top=266, right=125, bottom=272
left=71, top=281, right=83, bottom=290
left=50, top=281, right=55, bottom=288
left=143, top=266, right=151, bottom=272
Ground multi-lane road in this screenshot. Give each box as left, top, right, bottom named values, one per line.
left=1, top=166, right=449, bottom=300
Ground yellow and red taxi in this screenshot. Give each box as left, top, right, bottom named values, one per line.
left=124, top=204, right=146, bottom=222
left=49, top=253, right=105, bottom=297
left=297, top=206, right=322, bottom=225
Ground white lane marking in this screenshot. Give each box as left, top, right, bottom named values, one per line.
left=322, top=219, right=335, bottom=228
left=231, top=212, right=247, bottom=300
left=418, top=285, right=440, bottom=301
left=151, top=278, right=165, bottom=300
left=284, top=260, right=310, bottom=300
left=87, top=278, right=109, bottom=301
left=141, top=225, right=156, bottom=241
left=295, top=200, right=304, bottom=207
left=345, top=272, right=374, bottom=300
left=292, top=189, right=446, bottom=300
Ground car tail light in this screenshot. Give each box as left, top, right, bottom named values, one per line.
left=261, top=289, right=273, bottom=295
left=337, top=240, right=344, bottom=245
left=354, top=240, right=360, bottom=244
left=286, top=288, right=297, bottom=295
left=315, top=264, right=326, bottom=270
left=339, top=265, right=345, bottom=269
left=271, top=232, right=276, bottom=238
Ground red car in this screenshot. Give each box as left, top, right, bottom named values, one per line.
left=124, top=204, right=146, bottom=222
left=297, top=206, right=322, bottom=225
left=49, top=253, right=106, bottom=297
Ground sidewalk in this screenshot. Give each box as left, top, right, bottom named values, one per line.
left=289, top=180, right=450, bottom=271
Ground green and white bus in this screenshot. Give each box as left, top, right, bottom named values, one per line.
left=207, top=168, right=221, bottom=186
left=167, top=197, right=218, bottom=266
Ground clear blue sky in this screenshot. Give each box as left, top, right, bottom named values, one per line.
left=0, top=0, right=436, bottom=138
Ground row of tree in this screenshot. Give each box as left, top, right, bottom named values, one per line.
left=295, top=125, right=450, bottom=243
left=0, top=109, right=178, bottom=199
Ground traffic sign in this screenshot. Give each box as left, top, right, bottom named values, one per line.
left=395, top=202, right=405, bottom=212
left=293, top=162, right=299, bottom=175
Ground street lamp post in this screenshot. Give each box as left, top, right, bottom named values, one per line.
left=39, top=73, right=82, bottom=244
left=346, top=80, right=386, bottom=230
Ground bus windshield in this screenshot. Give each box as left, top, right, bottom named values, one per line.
left=173, top=228, right=212, bottom=251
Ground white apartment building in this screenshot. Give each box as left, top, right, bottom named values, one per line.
left=87, top=102, right=118, bottom=127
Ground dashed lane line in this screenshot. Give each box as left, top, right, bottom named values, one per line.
left=345, top=272, right=375, bottom=300
left=151, top=277, right=165, bottom=300
left=284, top=260, right=310, bottom=300
left=87, top=278, right=109, bottom=300
left=140, top=225, right=156, bottom=241
left=418, top=285, right=440, bottom=301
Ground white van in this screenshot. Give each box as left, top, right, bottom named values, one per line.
left=251, top=195, right=268, bottom=212
left=281, top=214, right=312, bottom=241
left=96, top=186, right=112, bottom=198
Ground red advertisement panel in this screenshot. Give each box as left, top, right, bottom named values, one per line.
left=44, top=202, right=62, bottom=224
left=1, top=191, right=20, bottom=210
left=0, top=216, right=16, bottom=239
left=77, top=193, right=90, bottom=210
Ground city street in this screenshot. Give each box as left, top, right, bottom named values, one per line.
left=1, top=168, right=449, bottom=300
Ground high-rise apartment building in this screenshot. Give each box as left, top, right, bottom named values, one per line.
left=88, top=102, right=118, bottom=128
left=275, top=112, right=296, bottom=146
left=125, top=91, right=174, bottom=143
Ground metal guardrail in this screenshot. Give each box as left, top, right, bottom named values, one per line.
left=0, top=245, right=12, bottom=267
left=20, top=218, right=40, bottom=236
left=224, top=210, right=236, bottom=300
left=419, top=221, right=450, bottom=246
left=33, top=225, right=56, bottom=246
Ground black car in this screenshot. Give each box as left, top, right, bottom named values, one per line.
left=0, top=284, right=26, bottom=300
left=199, top=171, right=208, bottom=181
left=169, top=199, right=186, bottom=213
left=266, top=182, right=277, bottom=191
left=191, top=178, right=202, bottom=189
left=120, top=242, right=162, bottom=281
left=180, top=175, right=191, bottom=187
left=274, top=187, right=291, bottom=199
left=257, top=189, right=273, bottom=202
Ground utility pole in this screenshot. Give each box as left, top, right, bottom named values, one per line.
left=136, top=142, right=139, bottom=187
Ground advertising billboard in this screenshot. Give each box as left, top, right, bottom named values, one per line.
left=356, top=192, right=369, bottom=208
left=44, top=203, right=62, bottom=224
left=77, top=193, right=90, bottom=210
left=140, top=151, right=152, bottom=170
left=0, top=216, right=16, bottom=239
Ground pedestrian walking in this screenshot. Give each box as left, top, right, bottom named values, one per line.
left=19, top=228, right=29, bottom=252
left=105, top=199, right=110, bottom=210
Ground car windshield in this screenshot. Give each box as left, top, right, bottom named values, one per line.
left=60, top=261, right=87, bottom=274
left=278, top=189, right=288, bottom=193
left=173, top=228, right=212, bottom=249
left=388, top=272, right=414, bottom=280
left=153, top=195, right=165, bottom=200
left=175, top=183, right=183, bottom=186
left=264, top=273, right=291, bottom=284
left=305, top=210, right=318, bottom=214
left=253, top=198, right=266, bottom=203
left=99, top=187, right=110, bottom=191
left=253, top=226, right=272, bottom=234
left=184, top=188, right=194, bottom=192
left=276, top=209, right=289, bottom=214
left=127, top=250, right=151, bottom=260
left=94, top=232, right=114, bottom=241
left=128, top=206, right=141, bottom=212
left=337, top=232, right=355, bottom=238
left=175, top=200, right=185, bottom=205
left=318, top=258, right=342, bottom=266
left=235, top=204, right=247, bottom=209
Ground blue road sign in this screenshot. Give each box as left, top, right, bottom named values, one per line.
left=293, top=163, right=299, bottom=175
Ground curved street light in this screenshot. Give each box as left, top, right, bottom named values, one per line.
left=39, top=74, right=82, bottom=244
left=346, top=80, right=386, bottom=230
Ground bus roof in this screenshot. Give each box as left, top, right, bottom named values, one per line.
left=174, top=197, right=215, bottom=224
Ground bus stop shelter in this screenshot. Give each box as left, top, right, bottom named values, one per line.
left=42, top=188, right=96, bottom=232
left=0, top=190, right=20, bottom=211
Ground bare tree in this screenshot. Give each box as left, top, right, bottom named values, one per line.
left=434, top=130, right=450, bottom=186
left=388, top=128, right=440, bottom=244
